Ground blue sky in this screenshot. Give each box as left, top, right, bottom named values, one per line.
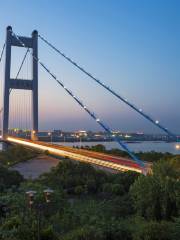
left=0, top=0, right=179, bottom=133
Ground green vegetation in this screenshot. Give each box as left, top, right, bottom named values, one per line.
left=0, top=165, right=24, bottom=190
left=79, top=144, right=176, bottom=162
left=0, top=145, right=179, bottom=239
left=0, top=144, right=39, bottom=166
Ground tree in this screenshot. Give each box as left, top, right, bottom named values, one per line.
left=0, top=166, right=24, bottom=190
left=131, top=217, right=180, bottom=240
left=91, top=144, right=106, bottom=152
left=130, top=158, right=180, bottom=220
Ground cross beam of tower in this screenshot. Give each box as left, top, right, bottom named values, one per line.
left=2, top=26, right=38, bottom=140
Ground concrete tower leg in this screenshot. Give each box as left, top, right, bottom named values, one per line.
left=2, top=26, right=12, bottom=140
left=31, top=30, right=38, bottom=141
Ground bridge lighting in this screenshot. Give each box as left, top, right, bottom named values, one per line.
left=7, top=137, right=143, bottom=173
left=175, top=144, right=180, bottom=150
left=139, top=109, right=142, bottom=112
left=155, top=120, right=159, bottom=124
left=48, top=132, right=53, bottom=144
left=84, top=106, right=87, bottom=109
left=96, top=118, right=100, bottom=122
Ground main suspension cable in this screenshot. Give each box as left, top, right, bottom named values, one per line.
left=13, top=30, right=144, bottom=167
left=38, top=34, right=177, bottom=139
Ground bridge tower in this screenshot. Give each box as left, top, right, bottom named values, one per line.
left=2, top=26, right=38, bottom=140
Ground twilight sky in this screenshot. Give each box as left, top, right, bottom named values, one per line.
left=0, top=0, right=179, bottom=133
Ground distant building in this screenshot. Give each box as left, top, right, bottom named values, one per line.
left=75, top=130, right=87, bottom=137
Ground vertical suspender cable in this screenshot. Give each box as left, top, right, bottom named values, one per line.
left=0, top=49, right=29, bottom=116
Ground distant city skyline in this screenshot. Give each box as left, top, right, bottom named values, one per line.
left=0, top=0, right=179, bottom=133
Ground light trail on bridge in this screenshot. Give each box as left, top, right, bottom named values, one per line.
left=7, top=137, right=150, bottom=174
left=11, top=29, right=144, bottom=168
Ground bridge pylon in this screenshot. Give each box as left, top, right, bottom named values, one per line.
left=2, top=26, right=38, bottom=141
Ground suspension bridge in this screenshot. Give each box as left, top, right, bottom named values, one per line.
left=0, top=26, right=178, bottom=174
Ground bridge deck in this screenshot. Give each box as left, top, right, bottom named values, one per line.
left=7, top=137, right=151, bottom=174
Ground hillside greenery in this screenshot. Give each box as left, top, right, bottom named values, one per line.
left=0, top=145, right=179, bottom=239
left=0, top=144, right=39, bottom=166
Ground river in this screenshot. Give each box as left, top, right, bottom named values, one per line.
left=55, top=141, right=179, bottom=154
left=0, top=141, right=179, bottom=154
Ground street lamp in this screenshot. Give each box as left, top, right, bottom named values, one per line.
left=26, top=188, right=54, bottom=207
left=76, top=135, right=82, bottom=148
left=48, top=132, right=52, bottom=144
left=31, top=130, right=37, bottom=140
left=26, top=189, right=54, bottom=240
left=43, top=188, right=54, bottom=203
left=175, top=144, right=180, bottom=150
left=26, top=190, right=37, bottom=209
left=79, top=136, right=82, bottom=148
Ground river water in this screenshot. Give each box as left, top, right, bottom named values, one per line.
left=55, top=141, right=179, bottom=154
left=0, top=141, right=179, bottom=154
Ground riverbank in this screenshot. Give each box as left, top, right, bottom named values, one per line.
left=11, top=154, right=61, bottom=179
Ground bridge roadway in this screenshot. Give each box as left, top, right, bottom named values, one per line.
left=7, top=137, right=151, bottom=174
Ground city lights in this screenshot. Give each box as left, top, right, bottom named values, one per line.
left=175, top=144, right=180, bottom=150
left=7, top=137, right=143, bottom=173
